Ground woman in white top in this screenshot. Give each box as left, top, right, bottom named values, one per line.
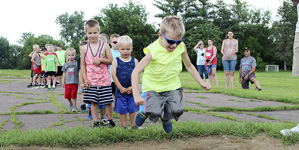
left=221, top=30, right=238, bottom=89
left=194, top=41, right=208, bottom=81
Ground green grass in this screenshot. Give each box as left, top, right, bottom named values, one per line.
left=180, top=71, right=299, bottom=104
left=0, top=122, right=299, bottom=148
left=0, top=69, right=30, bottom=79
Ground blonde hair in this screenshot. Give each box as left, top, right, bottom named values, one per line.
left=65, top=48, right=76, bottom=56
left=84, top=19, right=100, bottom=33
left=33, top=44, right=39, bottom=50
left=47, top=46, right=54, bottom=52
left=110, top=34, right=120, bottom=41
left=160, top=16, right=185, bottom=37
left=117, top=35, right=133, bottom=47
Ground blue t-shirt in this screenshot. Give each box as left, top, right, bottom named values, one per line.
left=109, top=49, right=121, bottom=82
left=115, top=57, right=135, bottom=98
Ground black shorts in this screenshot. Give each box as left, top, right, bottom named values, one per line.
left=111, top=82, right=116, bottom=95
left=56, top=66, right=63, bottom=76
left=46, top=71, right=56, bottom=77
left=242, top=74, right=256, bottom=89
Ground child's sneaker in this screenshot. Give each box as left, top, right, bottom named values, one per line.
left=80, top=104, right=87, bottom=112
left=162, top=119, right=173, bottom=133
left=32, top=85, right=39, bottom=89
left=132, top=126, right=138, bottom=129
left=107, top=120, right=116, bottom=128
left=280, top=124, right=299, bottom=136
left=68, top=104, right=73, bottom=111
left=27, top=83, right=32, bottom=88
left=71, top=106, right=77, bottom=112
left=92, top=122, right=100, bottom=128
left=48, top=87, right=51, bottom=91
left=135, top=111, right=148, bottom=127
left=100, top=119, right=108, bottom=126
left=52, top=87, right=55, bottom=91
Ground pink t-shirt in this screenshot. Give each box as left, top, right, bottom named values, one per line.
left=205, top=46, right=217, bottom=66
left=85, top=41, right=111, bottom=86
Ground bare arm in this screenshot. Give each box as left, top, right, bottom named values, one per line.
left=210, top=46, right=217, bottom=61
left=239, top=68, right=242, bottom=83
left=132, top=52, right=152, bottom=105
left=221, top=40, right=225, bottom=55
left=193, top=42, right=200, bottom=52
left=62, top=72, right=66, bottom=88
left=31, top=53, right=40, bottom=65
left=127, top=58, right=139, bottom=94
left=182, top=45, right=211, bottom=90
left=80, top=48, right=89, bottom=88
left=235, top=40, right=239, bottom=54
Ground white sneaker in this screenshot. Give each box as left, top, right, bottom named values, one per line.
left=71, top=106, right=77, bottom=112
left=280, top=124, right=299, bottom=136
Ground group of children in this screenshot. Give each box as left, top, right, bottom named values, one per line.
left=27, top=16, right=211, bottom=133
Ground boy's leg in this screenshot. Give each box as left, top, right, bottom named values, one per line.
left=120, top=114, right=127, bottom=128
left=129, top=112, right=137, bottom=127
left=47, top=76, right=51, bottom=90
left=72, top=98, right=77, bottom=112
left=91, top=103, right=99, bottom=122
left=51, top=76, right=56, bottom=90
left=135, top=92, right=149, bottom=127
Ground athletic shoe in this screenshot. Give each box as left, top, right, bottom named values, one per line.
left=32, top=85, right=39, bottom=89
left=27, top=83, right=32, bottom=88
left=92, top=122, right=100, bottom=128
left=68, top=104, right=73, bottom=111
left=88, top=109, right=92, bottom=119
left=80, top=104, right=87, bottom=112
left=132, top=126, right=138, bottom=129
left=280, top=124, right=299, bottom=136
left=39, top=84, right=45, bottom=88
left=123, top=127, right=127, bottom=130
left=71, top=106, right=77, bottom=112
left=256, top=87, right=262, bottom=91
left=48, top=88, right=51, bottom=91
left=107, top=120, right=116, bottom=128
left=100, top=119, right=108, bottom=126
left=52, top=87, right=55, bottom=91
left=135, top=111, right=148, bottom=127
left=162, top=119, right=173, bottom=133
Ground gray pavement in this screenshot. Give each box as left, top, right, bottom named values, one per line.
left=0, top=79, right=298, bottom=131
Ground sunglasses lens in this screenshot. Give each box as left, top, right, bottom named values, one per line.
left=167, top=40, right=176, bottom=45
left=177, top=41, right=182, bottom=45
left=113, top=41, right=117, bottom=44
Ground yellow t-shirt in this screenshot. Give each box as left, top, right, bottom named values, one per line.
left=40, top=53, right=45, bottom=71
left=142, top=38, right=185, bottom=92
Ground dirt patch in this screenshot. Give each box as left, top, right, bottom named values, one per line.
left=6, top=135, right=299, bottom=150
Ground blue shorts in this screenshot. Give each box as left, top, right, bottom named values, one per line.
left=86, top=103, right=106, bottom=109
left=222, top=59, right=237, bottom=72
left=114, top=95, right=139, bottom=114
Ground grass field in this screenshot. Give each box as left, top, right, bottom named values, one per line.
left=1, top=69, right=299, bottom=148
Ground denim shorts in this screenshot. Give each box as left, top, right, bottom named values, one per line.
left=222, top=59, right=237, bottom=72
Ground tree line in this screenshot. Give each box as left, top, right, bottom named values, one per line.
left=0, top=0, right=296, bottom=71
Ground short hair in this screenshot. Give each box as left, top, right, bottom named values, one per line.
left=117, top=35, right=133, bottom=47
left=198, top=41, right=204, bottom=46
left=84, top=19, right=100, bottom=33
left=33, top=44, right=39, bottom=50
left=99, top=35, right=108, bottom=43
left=101, top=33, right=110, bottom=43
left=160, top=16, right=185, bottom=37
left=110, top=34, right=120, bottom=41
left=47, top=46, right=54, bottom=52
left=208, top=38, right=213, bottom=42
left=65, top=48, right=76, bottom=56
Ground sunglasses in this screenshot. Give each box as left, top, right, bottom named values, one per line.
left=112, top=41, right=117, bottom=44
left=161, top=32, right=184, bottom=45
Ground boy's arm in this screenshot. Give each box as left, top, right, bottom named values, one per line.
left=29, top=51, right=33, bottom=57
left=31, top=53, right=40, bottom=65
left=132, top=52, right=152, bottom=106
left=55, top=63, right=58, bottom=73
left=182, top=45, right=211, bottom=90
left=80, top=48, right=89, bottom=88
left=62, top=72, right=66, bottom=88
left=127, top=58, right=139, bottom=94
left=112, top=59, right=126, bottom=95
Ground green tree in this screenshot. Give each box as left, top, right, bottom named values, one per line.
left=153, top=0, right=186, bottom=18
left=17, top=32, right=35, bottom=46
left=94, top=1, right=156, bottom=60
left=271, top=1, right=297, bottom=71
left=0, top=37, right=10, bottom=68
left=56, top=11, right=85, bottom=49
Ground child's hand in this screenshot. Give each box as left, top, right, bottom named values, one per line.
left=120, top=87, right=127, bottom=95
left=126, top=87, right=132, bottom=94
left=62, top=83, right=65, bottom=88
left=201, top=82, right=211, bottom=90
left=84, top=80, right=90, bottom=88
left=134, top=94, right=144, bottom=106
left=93, top=58, right=101, bottom=65
left=80, top=83, right=85, bottom=91
left=239, top=78, right=242, bottom=83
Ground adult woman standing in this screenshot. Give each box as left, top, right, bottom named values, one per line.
left=221, top=30, right=238, bottom=89
left=204, top=39, right=218, bottom=86
left=194, top=41, right=208, bottom=81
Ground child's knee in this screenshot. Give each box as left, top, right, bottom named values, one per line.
left=172, top=109, right=184, bottom=121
